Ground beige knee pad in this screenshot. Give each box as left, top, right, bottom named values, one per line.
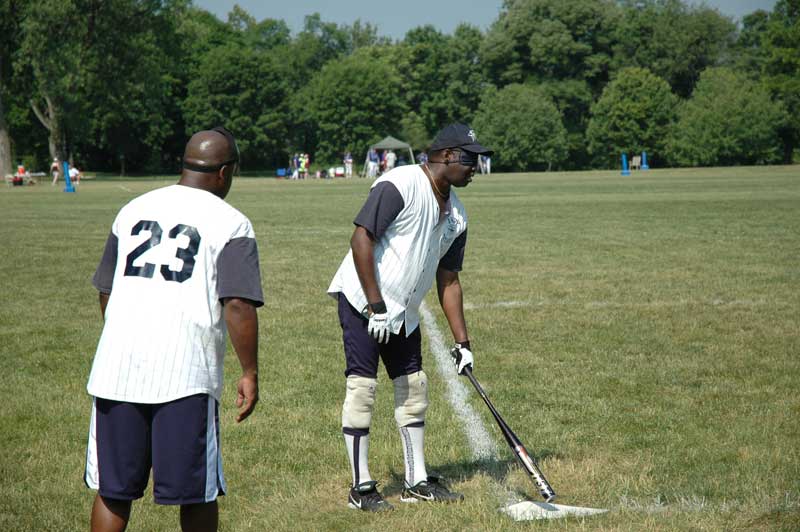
left=342, top=375, right=378, bottom=429
left=393, top=371, right=429, bottom=427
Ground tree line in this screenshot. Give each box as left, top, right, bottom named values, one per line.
left=1, top=0, right=797, bottom=175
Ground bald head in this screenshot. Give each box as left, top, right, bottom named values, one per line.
left=183, top=130, right=237, bottom=170
left=179, top=129, right=239, bottom=198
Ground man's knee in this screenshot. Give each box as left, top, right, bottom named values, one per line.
left=393, top=371, right=429, bottom=426
left=342, top=375, right=378, bottom=429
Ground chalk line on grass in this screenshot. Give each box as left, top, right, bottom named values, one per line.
left=116, top=185, right=133, bottom=192
left=420, top=300, right=609, bottom=521
left=419, top=301, right=497, bottom=460
left=464, top=298, right=771, bottom=311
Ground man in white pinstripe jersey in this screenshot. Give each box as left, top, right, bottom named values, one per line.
left=328, top=123, right=493, bottom=512
left=84, top=128, right=263, bottom=532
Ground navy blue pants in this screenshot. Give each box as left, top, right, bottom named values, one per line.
left=337, top=293, right=422, bottom=379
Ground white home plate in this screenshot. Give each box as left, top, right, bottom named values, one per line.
left=503, top=501, right=608, bottom=521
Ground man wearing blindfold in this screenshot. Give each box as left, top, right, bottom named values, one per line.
left=328, top=123, right=493, bottom=512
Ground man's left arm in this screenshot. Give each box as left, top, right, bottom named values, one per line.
left=436, top=267, right=468, bottom=345
left=437, top=226, right=473, bottom=373
left=217, top=235, right=265, bottom=422
left=437, top=267, right=474, bottom=375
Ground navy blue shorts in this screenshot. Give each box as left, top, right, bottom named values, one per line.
left=337, top=293, right=422, bottom=379
left=84, top=394, right=226, bottom=505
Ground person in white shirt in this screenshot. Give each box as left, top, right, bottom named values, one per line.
left=344, top=151, right=354, bottom=178
left=84, top=127, right=264, bottom=532
left=328, top=123, right=493, bottom=512
left=69, top=164, right=83, bottom=186
left=384, top=149, right=396, bottom=171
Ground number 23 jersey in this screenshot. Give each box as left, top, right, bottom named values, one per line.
left=87, top=184, right=264, bottom=404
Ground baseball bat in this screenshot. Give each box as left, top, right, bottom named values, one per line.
left=452, top=351, right=556, bottom=502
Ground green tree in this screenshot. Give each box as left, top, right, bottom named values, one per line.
left=481, top=0, right=619, bottom=90
left=400, top=111, right=430, bottom=152
left=226, top=5, right=291, bottom=51
left=480, top=0, right=620, bottom=168
left=395, top=24, right=487, bottom=141
left=16, top=0, right=87, bottom=160
left=0, top=0, right=24, bottom=176
left=612, top=0, right=736, bottom=98
left=14, top=0, right=189, bottom=171
left=472, top=83, right=568, bottom=171
left=665, top=67, right=784, bottom=166
left=183, top=42, right=290, bottom=168
left=292, top=49, right=406, bottom=164
left=734, top=9, right=772, bottom=76
left=761, top=0, right=800, bottom=162
left=79, top=0, right=189, bottom=172
left=586, top=67, right=677, bottom=168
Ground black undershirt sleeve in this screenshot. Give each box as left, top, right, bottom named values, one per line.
left=353, top=181, right=405, bottom=239
left=92, top=231, right=118, bottom=294
left=217, top=237, right=264, bottom=307
left=438, top=229, right=467, bottom=272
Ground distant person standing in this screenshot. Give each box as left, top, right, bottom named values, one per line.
left=299, top=153, right=307, bottom=179
left=84, top=127, right=264, bottom=532
left=303, top=153, right=311, bottom=179
left=379, top=150, right=387, bottom=174
left=344, top=151, right=354, bottom=178
left=481, top=155, right=491, bottom=175
left=50, top=158, right=61, bottom=186
left=367, top=148, right=379, bottom=178
left=292, top=153, right=300, bottom=180
left=385, top=150, right=396, bottom=172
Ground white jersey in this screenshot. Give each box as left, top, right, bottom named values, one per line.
left=328, top=165, right=467, bottom=335
left=87, top=185, right=263, bottom=403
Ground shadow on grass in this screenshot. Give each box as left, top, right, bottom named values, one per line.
left=382, top=450, right=563, bottom=500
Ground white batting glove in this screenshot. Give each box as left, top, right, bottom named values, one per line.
left=368, top=313, right=390, bottom=343
left=365, top=301, right=390, bottom=344
left=451, top=342, right=473, bottom=375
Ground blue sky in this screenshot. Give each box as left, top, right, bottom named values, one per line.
left=194, top=1, right=778, bottom=40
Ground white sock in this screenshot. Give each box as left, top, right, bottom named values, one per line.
left=399, top=423, right=428, bottom=487
left=343, top=429, right=372, bottom=487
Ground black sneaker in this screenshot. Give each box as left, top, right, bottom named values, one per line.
left=348, top=481, right=394, bottom=512
left=400, top=475, right=464, bottom=503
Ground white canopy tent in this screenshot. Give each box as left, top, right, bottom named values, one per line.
left=361, top=136, right=416, bottom=176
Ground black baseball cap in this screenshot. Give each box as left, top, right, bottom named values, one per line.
left=429, top=123, right=493, bottom=156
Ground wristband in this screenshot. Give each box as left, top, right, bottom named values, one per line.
left=368, top=300, right=387, bottom=314
left=455, top=340, right=471, bottom=351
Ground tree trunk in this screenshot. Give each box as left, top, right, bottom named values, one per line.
left=0, top=89, right=12, bottom=177
left=0, top=57, right=12, bottom=177
left=30, top=92, right=65, bottom=160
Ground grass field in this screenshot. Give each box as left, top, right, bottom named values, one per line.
left=1, top=166, right=798, bottom=531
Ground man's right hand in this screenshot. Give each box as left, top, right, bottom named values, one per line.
left=368, top=312, right=390, bottom=343
left=236, top=372, right=258, bottom=422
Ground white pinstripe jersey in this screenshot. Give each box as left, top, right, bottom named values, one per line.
left=87, top=185, right=260, bottom=403
left=328, top=165, right=467, bottom=335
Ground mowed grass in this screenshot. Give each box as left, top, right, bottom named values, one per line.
left=0, top=166, right=798, bottom=531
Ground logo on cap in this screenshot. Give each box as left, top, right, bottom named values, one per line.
left=468, top=129, right=477, bottom=141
